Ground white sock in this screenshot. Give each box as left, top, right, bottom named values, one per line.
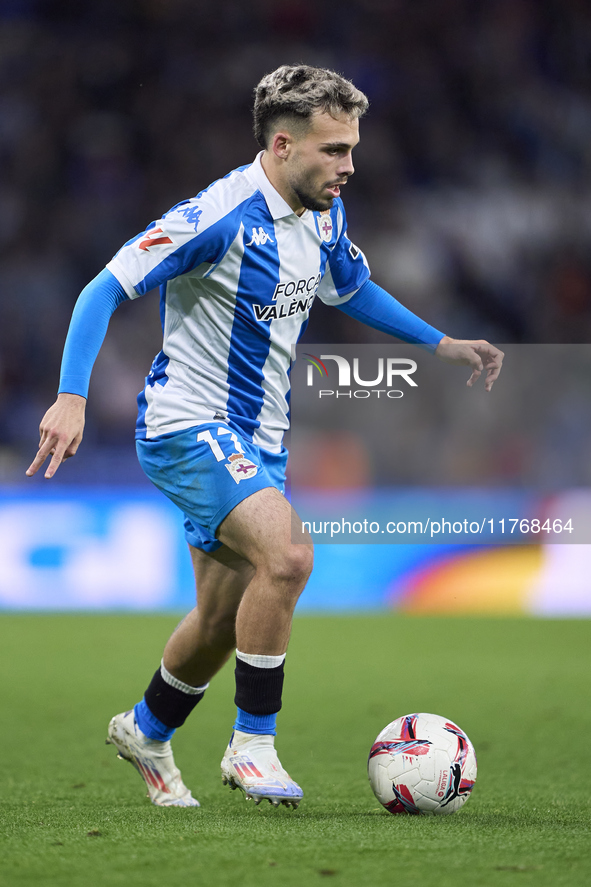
left=160, top=659, right=209, bottom=695
left=236, top=650, right=286, bottom=669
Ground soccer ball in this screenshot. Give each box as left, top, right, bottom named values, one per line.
left=368, top=712, right=477, bottom=815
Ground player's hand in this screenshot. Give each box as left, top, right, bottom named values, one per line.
left=434, top=337, right=504, bottom=392
left=26, top=393, right=86, bottom=479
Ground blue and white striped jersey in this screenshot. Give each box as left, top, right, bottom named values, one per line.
left=107, top=153, right=370, bottom=451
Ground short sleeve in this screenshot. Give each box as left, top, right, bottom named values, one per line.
left=316, top=201, right=371, bottom=306
left=106, top=185, right=250, bottom=298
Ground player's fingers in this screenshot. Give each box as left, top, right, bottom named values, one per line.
left=26, top=431, right=70, bottom=478
left=25, top=432, right=59, bottom=476
left=474, top=344, right=504, bottom=365
left=484, top=364, right=502, bottom=391
left=465, top=351, right=484, bottom=387
left=44, top=444, right=67, bottom=479
left=37, top=426, right=49, bottom=449
left=26, top=449, right=48, bottom=477
left=481, top=348, right=504, bottom=391
left=62, top=441, right=80, bottom=460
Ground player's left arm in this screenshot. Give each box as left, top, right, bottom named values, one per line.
left=320, top=202, right=503, bottom=390
left=337, top=279, right=504, bottom=391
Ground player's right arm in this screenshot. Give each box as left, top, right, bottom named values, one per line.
left=26, top=268, right=128, bottom=479
left=27, top=186, right=247, bottom=479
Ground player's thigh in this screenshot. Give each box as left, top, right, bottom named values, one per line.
left=136, top=423, right=287, bottom=548
left=217, top=487, right=314, bottom=579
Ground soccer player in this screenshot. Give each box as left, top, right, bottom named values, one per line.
left=27, top=65, right=503, bottom=809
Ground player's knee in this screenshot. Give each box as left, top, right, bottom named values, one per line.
left=266, top=543, right=313, bottom=590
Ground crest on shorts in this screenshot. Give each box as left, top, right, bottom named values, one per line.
left=318, top=211, right=333, bottom=243
left=225, top=452, right=258, bottom=484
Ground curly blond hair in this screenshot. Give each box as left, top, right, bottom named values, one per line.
left=253, top=64, right=368, bottom=148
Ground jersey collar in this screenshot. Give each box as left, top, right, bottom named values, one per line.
left=247, top=152, right=299, bottom=220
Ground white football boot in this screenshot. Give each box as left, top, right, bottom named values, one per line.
left=106, top=710, right=199, bottom=807
left=221, top=730, right=303, bottom=809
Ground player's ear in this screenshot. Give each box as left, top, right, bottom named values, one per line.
left=270, top=131, right=292, bottom=160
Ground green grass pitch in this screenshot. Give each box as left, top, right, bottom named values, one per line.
left=1, top=613, right=590, bottom=887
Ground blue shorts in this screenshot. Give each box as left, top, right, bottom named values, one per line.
left=136, top=423, right=288, bottom=553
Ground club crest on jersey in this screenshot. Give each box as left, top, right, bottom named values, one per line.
left=318, top=211, right=333, bottom=243
left=225, top=452, right=258, bottom=484
left=246, top=227, right=275, bottom=247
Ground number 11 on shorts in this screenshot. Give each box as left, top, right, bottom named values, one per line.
left=197, top=427, right=244, bottom=462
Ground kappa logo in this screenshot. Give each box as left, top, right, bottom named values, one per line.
left=246, top=226, right=275, bottom=247
left=138, top=227, right=173, bottom=251
left=176, top=204, right=202, bottom=231
left=225, top=452, right=259, bottom=484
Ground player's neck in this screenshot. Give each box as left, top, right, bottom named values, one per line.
left=260, top=152, right=306, bottom=217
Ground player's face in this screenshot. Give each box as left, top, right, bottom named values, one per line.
left=285, top=111, right=359, bottom=213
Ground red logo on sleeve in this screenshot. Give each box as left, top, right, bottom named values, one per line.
left=138, top=228, right=173, bottom=251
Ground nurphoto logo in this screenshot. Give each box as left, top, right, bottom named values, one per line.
left=303, top=353, right=418, bottom=399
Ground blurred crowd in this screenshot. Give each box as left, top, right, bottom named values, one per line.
left=2, top=0, right=591, bottom=484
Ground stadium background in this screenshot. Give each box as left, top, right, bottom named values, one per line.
left=1, top=0, right=591, bottom=615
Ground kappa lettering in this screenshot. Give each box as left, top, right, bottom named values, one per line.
left=246, top=226, right=275, bottom=247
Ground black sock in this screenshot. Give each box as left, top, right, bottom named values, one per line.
left=234, top=657, right=284, bottom=715
left=143, top=666, right=207, bottom=729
